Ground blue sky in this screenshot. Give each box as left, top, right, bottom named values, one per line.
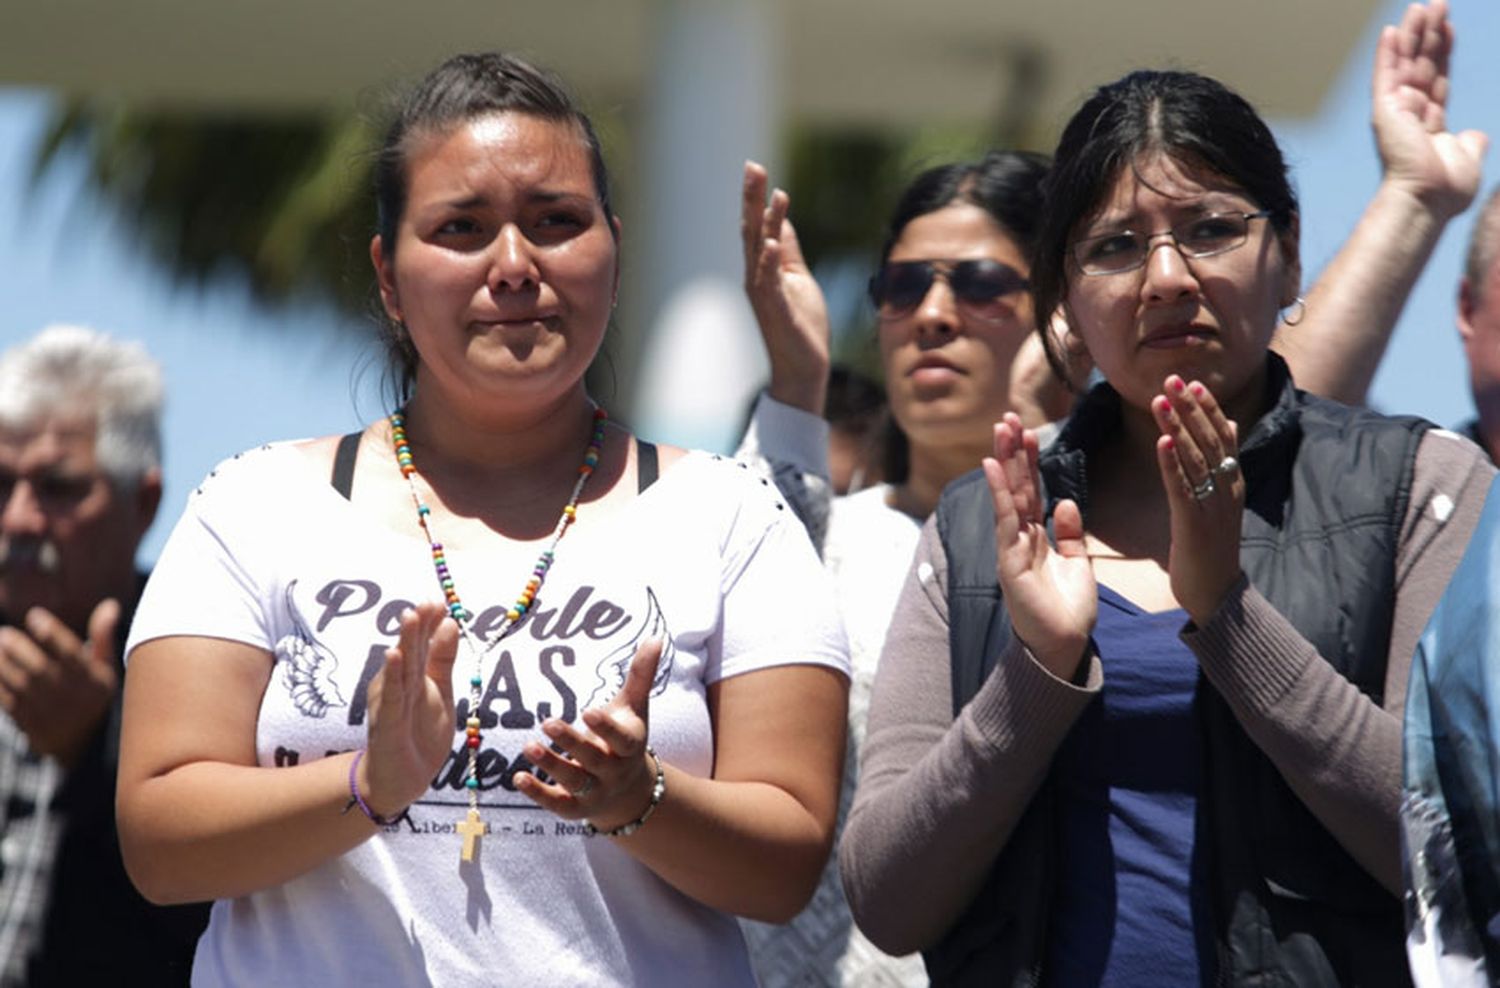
left=2, top=0, right=1497, bottom=564
left=1278, top=0, right=1500, bottom=431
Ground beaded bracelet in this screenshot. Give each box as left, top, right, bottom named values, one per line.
left=584, top=746, right=666, bottom=838
left=343, top=748, right=405, bottom=826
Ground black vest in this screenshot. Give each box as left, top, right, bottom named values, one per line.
left=927, top=358, right=1426, bottom=987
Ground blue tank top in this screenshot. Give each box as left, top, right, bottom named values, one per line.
left=1045, top=584, right=1214, bottom=986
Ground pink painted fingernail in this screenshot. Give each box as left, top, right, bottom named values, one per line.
left=1190, top=381, right=1206, bottom=397
left=1170, top=376, right=1186, bottom=394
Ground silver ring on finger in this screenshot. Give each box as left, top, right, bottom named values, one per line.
left=1212, top=455, right=1239, bottom=478
left=1191, top=475, right=1217, bottom=502
left=569, top=776, right=595, bottom=798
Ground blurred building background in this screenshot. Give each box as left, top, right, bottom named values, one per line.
left=2, top=0, right=1495, bottom=562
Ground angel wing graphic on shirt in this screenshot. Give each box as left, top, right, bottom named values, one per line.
left=273, top=580, right=348, bottom=718
left=581, top=587, right=675, bottom=710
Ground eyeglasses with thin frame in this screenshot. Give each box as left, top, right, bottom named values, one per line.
left=1070, top=210, right=1274, bottom=276
left=868, top=259, right=1031, bottom=321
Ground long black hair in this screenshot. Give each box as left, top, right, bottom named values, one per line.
left=372, top=52, right=616, bottom=402
left=1031, top=69, right=1298, bottom=383
left=877, top=151, right=1050, bottom=481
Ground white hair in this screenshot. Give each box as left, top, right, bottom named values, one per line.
left=0, top=325, right=164, bottom=486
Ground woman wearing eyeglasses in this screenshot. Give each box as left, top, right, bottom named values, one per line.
left=836, top=66, right=1494, bottom=987
left=735, top=9, right=1474, bottom=981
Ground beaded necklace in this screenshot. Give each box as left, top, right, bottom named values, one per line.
left=389, top=405, right=607, bottom=862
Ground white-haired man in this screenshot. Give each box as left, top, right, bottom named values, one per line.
left=0, top=325, right=205, bottom=985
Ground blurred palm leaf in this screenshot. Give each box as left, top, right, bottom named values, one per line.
left=29, top=90, right=1037, bottom=357
left=32, top=103, right=379, bottom=316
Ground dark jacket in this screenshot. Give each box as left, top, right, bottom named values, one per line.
left=1, top=576, right=210, bottom=987
left=927, top=356, right=1425, bottom=987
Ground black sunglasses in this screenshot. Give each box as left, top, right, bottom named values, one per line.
left=868, top=259, right=1030, bottom=318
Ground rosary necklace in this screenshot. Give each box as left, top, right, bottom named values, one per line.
left=390, top=406, right=607, bottom=862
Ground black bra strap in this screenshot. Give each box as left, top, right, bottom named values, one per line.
left=331, top=431, right=362, bottom=500
left=636, top=439, right=658, bottom=494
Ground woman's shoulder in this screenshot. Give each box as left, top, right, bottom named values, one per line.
left=1290, top=392, right=1434, bottom=462
left=829, top=484, right=917, bottom=538
left=645, top=438, right=691, bottom=476
left=660, top=445, right=777, bottom=490
left=825, top=483, right=924, bottom=587
left=1417, top=425, right=1496, bottom=466
left=190, top=441, right=298, bottom=495
left=1286, top=401, right=1496, bottom=529
left=1293, top=388, right=1428, bottom=434
left=1294, top=397, right=1496, bottom=477
left=1408, top=427, right=1497, bottom=514
left=648, top=447, right=803, bottom=529
left=186, top=433, right=357, bottom=508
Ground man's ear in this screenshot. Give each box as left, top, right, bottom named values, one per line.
left=134, top=466, right=163, bottom=539
left=371, top=235, right=402, bottom=322
left=1458, top=276, right=1479, bottom=344
left=1276, top=214, right=1303, bottom=309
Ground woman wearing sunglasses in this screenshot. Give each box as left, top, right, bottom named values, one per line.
left=737, top=150, right=1061, bottom=986
left=836, top=63, right=1494, bottom=986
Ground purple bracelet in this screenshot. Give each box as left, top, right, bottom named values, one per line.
left=345, top=748, right=403, bottom=826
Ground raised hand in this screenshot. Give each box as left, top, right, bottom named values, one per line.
left=1151, top=377, right=1245, bottom=625
left=742, top=161, right=830, bottom=414
left=1372, top=0, right=1487, bottom=219
left=983, top=412, right=1095, bottom=681
left=517, top=638, right=662, bottom=831
left=0, top=599, right=120, bottom=767
left=360, top=602, right=459, bottom=819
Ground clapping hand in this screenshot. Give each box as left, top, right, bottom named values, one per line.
left=518, top=638, right=663, bottom=831
left=742, top=161, right=830, bottom=414
left=1151, top=377, right=1246, bottom=626
left=360, top=602, right=459, bottom=820
left=984, top=412, right=1095, bottom=681
left=1373, top=0, right=1487, bottom=220
left=0, top=600, right=120, bottom=767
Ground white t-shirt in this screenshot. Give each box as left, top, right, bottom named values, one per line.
left=128, top=443, right=849, bottom=988
left=824, top=484, right=922, bottom=677
left=737, top=393, right=930, bottom=987
left=741, top=483, right=928, bottom=986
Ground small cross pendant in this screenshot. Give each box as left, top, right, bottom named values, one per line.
left=458, top=808, right=485, bottom=862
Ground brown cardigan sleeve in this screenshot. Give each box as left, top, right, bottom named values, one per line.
left=1182, top=428, right=1494, bottom=894
left=837, top=516, right=1102, bottom=955
left=840, top=429, right=1492, bottom=952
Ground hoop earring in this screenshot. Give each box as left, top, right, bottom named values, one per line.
left=1280, top=295, right=1307, bottom=327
